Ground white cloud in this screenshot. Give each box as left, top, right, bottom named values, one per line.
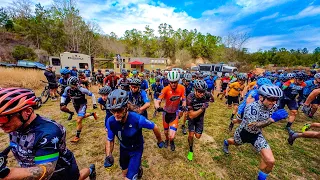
left=278, top=5, right=320, bottom=21
left=245, top=35, right=286, bottom=52
left=184, top=1, right=193, bottom=6
left=257, top=12, right=279, bottom=21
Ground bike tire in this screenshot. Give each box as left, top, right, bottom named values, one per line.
left=41, top=88, right=50, bottom=104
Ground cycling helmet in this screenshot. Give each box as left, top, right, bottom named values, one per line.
left=106, top=89, right=129, bottom=110
left=184, top=73, right=192, bottom=81
left=132, top=70, right=137, bottom=75
left=238, top=74, right=246, bottom=81
left=278, top=74, right=285, bottom=81
left=72, top=66, right=76, bottom=68
left=67, top=76, right=79, bottom=86
left=287, top=73, right=295, bottom=79
left=310, top=70, right=317, bottom=75
left=78, top=70, right=84, bottom=74
left=98, top=86, right=112, bottom=95
left=256, top=78, right=272, bottom=87
left=105, top=72, right=110, bottom=76
left=0, top=88, right=40, bottom=116
left=156, top=77, right=161, bottom=82
left=258, top=84, right=283, bottom=98
left=60, top=68, right=70, bottom=75
left=65, top=66, right=69, bottom=69
left=194, top=80, right=208, bottom=90
left=130, top=78, right=142, bottom=86
left=198, top=74, right=204, bottom=79
left=98, top=69, right=101, bottom=72
left=167, top=71, right=180, bottom=82
left=122, top=71, right=128, bottom=76
left=295, top=72, right=304, bottom=79
left=314, top=73, right=320, bottom=79
left=138, top=73, right=144, bottom=77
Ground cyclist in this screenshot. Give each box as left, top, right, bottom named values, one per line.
left=59, top=68, right=75, bottom=120
left=181, top=73, right=194, bottom=135
left=97, top=86, right=113, bottom=131
left=70, top=66, right=78, bottom=77
left=217, top=73, right=230, bottom=100
left=118, top=71, right=131, bottom=92
left=84, top=65, right=91, bottom=84
left=103, top=70, right=119, bottom=90
left=205, top=73, right=215, bottom=98
left=223, top=84, right=288, bottom=180
left=161, top=72, right=170, bottom=87
left=186, top=80, right=212, bottom=161
left=61, top=76, right=98, bottom=143
left=151, top=77, right=164, bottom=103
left=0, top=88, right=96, bottom=180
left=279, top=72, right=306, bottom=131
left=96, top=69, right=105, bottom=88
left=148, top=73, right=156, bottom=99
left=226, top=74, right=246, bottom=120
left=139, top=73, right=149, bottom=92
left=154, top=71, right=187, bottom=151
left=78, top=70, right=89, bottom=89
left=228, top=78, right=272, bottom=131
left=128, top=78, right=151, bottom=118
left=104, top=89, right=164, bottom=180
left=44, top=65, right=59, bottom=101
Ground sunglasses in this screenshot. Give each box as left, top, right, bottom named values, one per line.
left=266, top=97, right=279, bottom=102
left=130, top=85, right=139, bottom=89
left=110, top=108, right=125, bottom=114
left=196, top=90, right=206, bottom=94
left=0, top=113, right=19, bottom=124
left=170, top=81, right=178, bottom=84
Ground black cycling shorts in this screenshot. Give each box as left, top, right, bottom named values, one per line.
left=50, top=155, right=80, bottom=180
left=188, top=117, right=204, bottom=134
left=227, top=96, right=239, bottom=105
left=49, top=83, right=58, bottom=89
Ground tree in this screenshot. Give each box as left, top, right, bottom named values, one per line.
left=12, top=45, right=36, bottom=60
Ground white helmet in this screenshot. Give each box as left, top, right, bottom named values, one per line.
left=168, top=71, right=180, bottom=82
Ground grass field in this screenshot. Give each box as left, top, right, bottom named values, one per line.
left=0, top=68, right=320, bottom=179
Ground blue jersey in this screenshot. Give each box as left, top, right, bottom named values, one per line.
left=10, top=115, right=74, bottom=169
left=275, top=81, right=283, bottom=88
left=70, top=70, right=78, bottom=77
left=84, top=69, right=91, bottom=77
left=128, top=90, right=150, bottom=107
left=140, top=79, right=149, bottom=90
left=151, top=84, right=164, bottom=99
left=303, top=80, right=319, bottom=97
left=106, top=112, right=155, bottom=150
left=184, top=83, right=194, bottom=96
left=238, top=89, right=259, bottom=115
left=205, top=78, right=215, bottom=90
left=61, top=86, right=93, bottom=105
left=98, top=97, right=113, bottom=121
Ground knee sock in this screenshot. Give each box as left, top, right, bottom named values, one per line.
left=286, top=122, right=293, bottom=128
left=76, top=130, right=81, bottom=138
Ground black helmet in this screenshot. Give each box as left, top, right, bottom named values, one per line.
left=295, top=72, right=304, bottom=79
left=310, top=70, right=317, bottom=75
left=98, top=86, right=112, bottom=95
left=194, top=80, right=208, bottom=90
left=130, top=78, right=141, bottom=86
left=106, top=89, right=129, bottom=109
left=67, top=76, right=79, bottom=86
left=78, top=70, right=84, bottom=74
left=98, top=69, right=101, bottom=72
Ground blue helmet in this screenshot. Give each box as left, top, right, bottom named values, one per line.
left=60, top=68, right=70, bottom=75
left=256, top=78, right=272, bottom=88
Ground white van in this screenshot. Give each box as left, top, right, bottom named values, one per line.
left=49, top=52, right=92, bottom=75
left=198, top=64, right=238, bottom=77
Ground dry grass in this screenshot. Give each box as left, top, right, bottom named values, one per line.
left=1, top=69, right=320, bottom=179
left=0, top=67, right=46, bottom=89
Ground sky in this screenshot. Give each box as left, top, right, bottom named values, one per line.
left=1, top=0, right=320, bottom=52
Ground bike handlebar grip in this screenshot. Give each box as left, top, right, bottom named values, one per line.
left=2, top=146, right=11, bottom=155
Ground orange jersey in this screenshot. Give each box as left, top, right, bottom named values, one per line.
left=158, top=84, right=186, bottom=113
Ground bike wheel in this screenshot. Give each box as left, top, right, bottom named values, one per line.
left=41, top=88, right=50, bottom=104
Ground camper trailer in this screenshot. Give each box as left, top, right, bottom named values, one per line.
left=198, top=63, right=238, bottom=77
left=49, top=52, right=93, bottom=75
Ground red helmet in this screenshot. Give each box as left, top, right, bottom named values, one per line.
left=0, top=88, right=39, bottom=116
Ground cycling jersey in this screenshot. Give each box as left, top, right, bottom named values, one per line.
left=96, top=73, right=104, bottom=83
left=303, top=80, right=319, bottom=97
left=275, top=81, right=283, bottom=88
left=128, top=90, right=150, bottom=118
left=61, top=86, right=96, bottom=105
left=84, top=69, right=91, bottom=77
left=237, top=89, right=259, bottom=116
left=184, top=83, right=194, bottom=97
left=220, top=77, right=230, bottom=91
left=104, top=75, right=119, bottom=89
left=282, top=80, right=306, bottom=100
left=205, top=78, right=215, bottom=90
left=98, top=97, right=113, bottom=131
left=149, top=78, right=156, bottom=85
left=140, top=79, right=149, bottom=91
left=161, top=78, right=170, bottom=87
left=106, top=112, right=155, bottom=150
left=58, top=78, right=68, bottom=96
left=118, top=78, right=131, bottom=91
left=151, top=84, right=164, bottom=99
left=70, top=70, right=78, bottom=77
left=158, top=84, right=186, bottom=113
left=228, top=82, right=245, bottom=97
left=248, top=81, right=256, bottom=90
left=9, top=115, right=75, bottom=173
left=234, top=101, right=278, bottom=152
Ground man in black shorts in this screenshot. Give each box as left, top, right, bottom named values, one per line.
left=44, top=65, right=59, bottom=101
left=186, top=80, right=213, bottom=161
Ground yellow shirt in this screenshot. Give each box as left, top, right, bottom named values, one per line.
left=248, top=81, right=257, bottom=90
left=228, top=82, right=245, bottom=97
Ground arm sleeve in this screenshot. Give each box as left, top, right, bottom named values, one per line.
left=186, top=94, right=193, bottom=110
left=60, top=87, right=70, bottom=104
left=141, top=90, right=150, bottom=103
left=138, top=116, right=155, bottom=130
left=106, top=118, right=115, bottom=141
left=80, top=87, right=97, bottom=104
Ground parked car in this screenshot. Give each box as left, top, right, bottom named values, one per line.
left=17, top=60, right=46, bottom=70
